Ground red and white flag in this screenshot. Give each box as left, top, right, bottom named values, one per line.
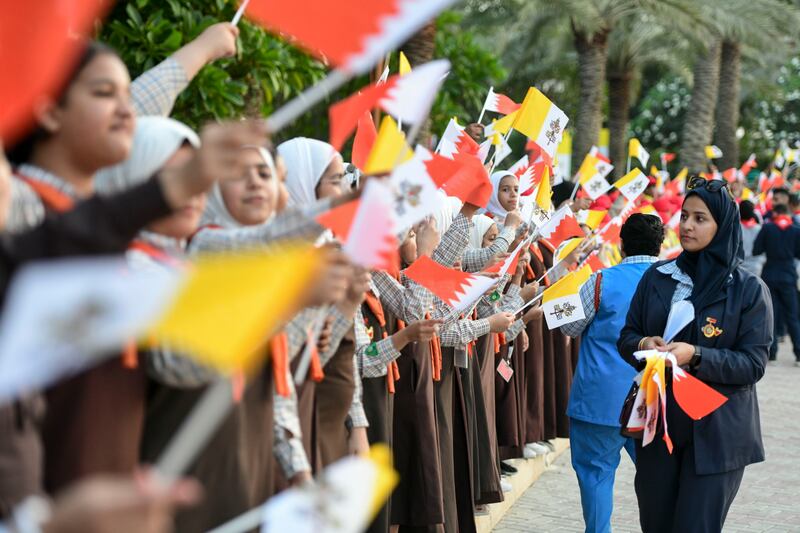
left=597, top=216, right=623, bottom=246
left=740, top=153, right=757, bottom=176
left=404, top=256, right=496, bottom=312
left=666, top=210, right=681, bottom=231
left=351, top=110, right=377, bottom=170
left=315, top=181, right=399, bottom=271
left=243, top=0, right=457, bottom=74
left=329, top=60, right=450, bottom=150
left=436, top=118, right=481, bottom=158
left=481, top=86, right=521, bottom=116
left=417, top=147, right=493, bottom=207
left=537, top=205, right=584, bottom=248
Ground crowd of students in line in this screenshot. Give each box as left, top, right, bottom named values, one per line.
left=0, top=17, right=796, bottom=533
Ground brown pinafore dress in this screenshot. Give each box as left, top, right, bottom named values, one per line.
left=391, top=312, right=445, bottom=530
left=19, top=176, right=148, bottom=494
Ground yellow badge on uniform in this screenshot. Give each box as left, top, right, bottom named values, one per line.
left=702, top=317, right=723, bottom=338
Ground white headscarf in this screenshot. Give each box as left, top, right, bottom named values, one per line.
left=200, top=146, right=278, bottom=229
left=95, top=116, right=200, bottom=194
left=430, top=191, right=463, bottom=235
left=486, top=170, right=518, bottom=218
left=277, top=138, right=339, bottom=206
left=469, top=214, right=496, bottom=250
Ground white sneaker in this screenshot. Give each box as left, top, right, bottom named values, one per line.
left=523, top=446, right=538, bottom=459
left=525, top=442, right=550, bottom=456
left=500, top=479, right=513, bottom=493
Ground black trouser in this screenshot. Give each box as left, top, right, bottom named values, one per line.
left=766, top=281, right=800, bottom=360
left=634, top=392, right=744, bottom=533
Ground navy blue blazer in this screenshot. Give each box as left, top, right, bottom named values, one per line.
left=617, top=261, right=773, bottom=475
left=752, top=221, right=800, bottom=285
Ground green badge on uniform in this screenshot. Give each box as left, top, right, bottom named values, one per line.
left=490, top=291, right=501, bottom=302
left=366, top=343, right=379, bottom=356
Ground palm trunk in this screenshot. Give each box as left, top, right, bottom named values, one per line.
left=607, top=70, right=632, bottom=179
left=401, top=20, right=437, bottom=148
left=572, top=25, right=610, bottom=173
left=713, top=40, right=741, bottom=170
left=679, top=39, right=722, bottom=174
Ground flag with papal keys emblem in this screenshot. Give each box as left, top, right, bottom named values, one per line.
left=364, top=115, right=414, bottom=174
left=403, top=256, right=497, bottom=313
left=705, top=145, right=723, bottom=159
left=241, top=0, right=457, bottom=74
left=613, top=169, right=650, bottom=202
left=480, top=86, right=521, bottom=117
left=537, top=204, right=583, bottom=248
left=328, top=60, right=451, bottom=150
left=436, top=118, right=481, bottom=158
left=628, top=138, right=649, bottom=167
left=576, top=151, right=613, bottom=200
left=541, top=265, right=592, bottom=329
left=388, top=147, right=447, bottom=231
left=0, top=258, right=179, bottom=401
left=512, top=87, right=569, bottom=163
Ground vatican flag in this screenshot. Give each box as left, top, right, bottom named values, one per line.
left=541, top=265, right=592, bottom=329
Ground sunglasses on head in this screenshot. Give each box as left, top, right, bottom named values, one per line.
left=687, top=176, right=734, bottom=198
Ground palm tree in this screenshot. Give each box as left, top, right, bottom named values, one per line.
left=712, top=0, right=800, bottom=169
left=401, top=21, right=438, bottom=146
left=679, top=38, right=722, bottom=174
left=464, top=0, right=700, bottom=171
left=606, top=16, right=694, bottom=178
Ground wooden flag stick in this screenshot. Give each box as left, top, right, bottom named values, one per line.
left=513, top=291, right=543, bottom=315
left=265, top=69, right=352, bottom=135
left=626, top=155, right=631, bottom=175
left=231, top=0, right=251, bottom=26
left=156, top=378, right=234, bottom=481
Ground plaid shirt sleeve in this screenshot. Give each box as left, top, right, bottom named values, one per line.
left=439, top=316, right=491, bottom=348
left=285, top=310, right=313, bottom=362
left=372, top=271, right=431, bottom=323
left=188, top=202, right=331, bottom=253
left=559, top=271, right=598, bottom=338
left=354, top=307, right=401, bottom=378
left=505, top=318, right=525, bottom=342
left=432, top=213, right=470, bottom=267
left=462, top=224, right=516, bottom=273
left=273, top=378, right=311, bottom=478
left=131, top=57, right=189, bottom=117
left=347, top=351, right=369, bottom=428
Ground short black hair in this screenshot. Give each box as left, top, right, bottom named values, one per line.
left=773, top=203, right=790, bottom=215
left=772, top=186, right=790, bottom=198
left=739, top=200, right=757, bottom=221
left=620, top=213, right=665, bottom=257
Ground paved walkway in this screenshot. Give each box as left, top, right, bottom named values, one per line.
left=494, top=341, right=800, bottom=532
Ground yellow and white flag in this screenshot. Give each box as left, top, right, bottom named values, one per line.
left=365, top=115, right=414, bottom=174
left=542, top=265, right=592, bottom=329
left=704, top=145, right=723, bottom=159
left=512, top=87, right=569, bottom=161
left=398, top=51, right=412, bottom=76
left=576, top=209, right=607, bottom=231
left=483, top=110, right=518, bottom=137
left=531, top=165, right=553, bottom=227
left=628, top=138, right=649, bottom=167
left=613, top=169, right=650, bottom=202
left=576, top=152, right=613, bottom=200
left=149, top=245, right=320, bottom=373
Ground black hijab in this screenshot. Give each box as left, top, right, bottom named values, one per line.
left=675, top=186, right=744, bottom=312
